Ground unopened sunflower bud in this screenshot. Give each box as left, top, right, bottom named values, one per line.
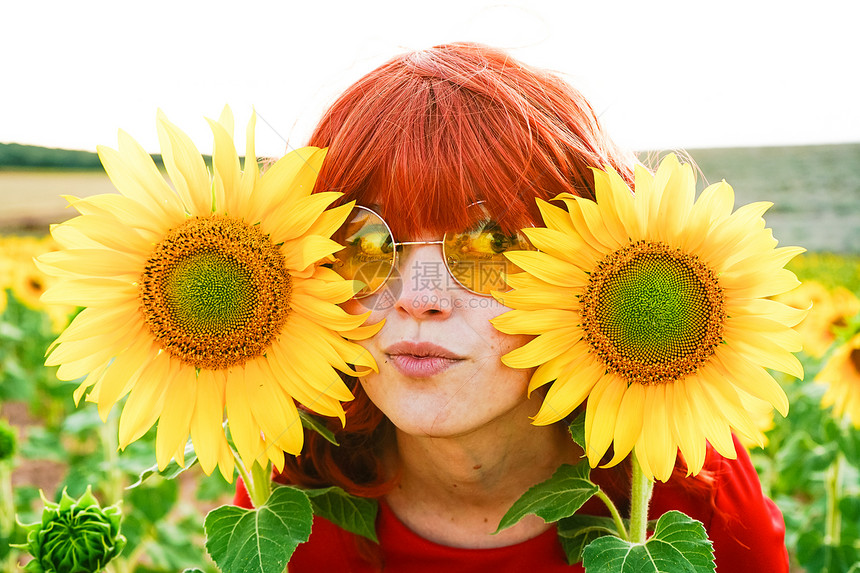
left=0, top=419, right=16, bottom=462
left=16, top=486, right=126, bottom=573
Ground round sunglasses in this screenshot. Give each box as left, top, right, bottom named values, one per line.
left=331, top=203, right=535, bottom=298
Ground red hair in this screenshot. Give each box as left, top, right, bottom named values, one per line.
left=308, top=42, right=634, bottom=238
left=275, top=44, right=715, bottom=500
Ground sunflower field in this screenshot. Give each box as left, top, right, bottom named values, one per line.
left=1, top=142, right=859, bottom=572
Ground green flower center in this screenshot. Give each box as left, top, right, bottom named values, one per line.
left=165, top=251, right=258, bottom=335
left=582, top=241, right=724, bottom=385
left=139, top=216, right=290, bottom=369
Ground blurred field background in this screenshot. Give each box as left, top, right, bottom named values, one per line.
left=1, top=142, right=859, bottom=571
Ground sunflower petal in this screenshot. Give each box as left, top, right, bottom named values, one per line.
left=500, top=326, right=581, bottom=369
left=189, top=369, right=228, bottom=475
left=245, top=359, right=304, bottom=456
left=667, top=380, right=706, bottom=476
left=639, top=383, right=677, bottom=482
left=532, top=355, right=602, bottom=425
left=207, top=117, right=240, bottom=214
left=155, top=365, right=197, bottom=470
left=585, top=375, right=627, bottom=465
left=604, top=381, right=645, bottom=468
left=248, top=147, right=324, bottom=220
left=38, top=249, right=142, bottom=279
left=521, top=227, right=599, bottom=269
left=584, top=374, right=617, bottom=466
left=118, top=353, right=172, bottom=448
left=491, top=308, right=579, bottom=335
left=156, top=111, right=211, bottom=216
left=95, top=337, right=155, bottom=421
left=503, top=251, right=588, bottom=288
left=536, top=197, right=576, bottom=235
left=281, top=236, right=345, bottom=273
left=225, top=367, right=264, bottom=471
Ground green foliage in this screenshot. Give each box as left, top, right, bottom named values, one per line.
left=0, top=143, right=104, bottom=170
left=788, top=251, right=860, bottom=294
left=0, top=142, right=219, bottom=171
left=0, top=293, right=66, bottom=410
left=305, top=486, right=379, bottom=543
left=204, top=485, right=312, bottom=573
left=557, top=515, right=620, bottom=565
left=298, top=409, right=340, bottom=446
left=128, top=442, right=199, bottom=489
left=0, top=419, right=17, bottom=461
left=2, top=284, right=226, bottom=572
left=752, top=369, right=860, bottom=571
left=568, top=409, right=587, bottom=451
left=582, top=511, right=714, bottom=573
left=496, top=461, right=599, bottom=533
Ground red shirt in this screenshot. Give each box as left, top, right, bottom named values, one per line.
left=234, top=439, right=788, bottom=572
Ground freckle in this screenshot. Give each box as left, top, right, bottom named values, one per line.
left=483, top=517, right=488, bottom=523
left=473, top=464, right=482, bottom=470
left=452, top=484, right=457, bottom=488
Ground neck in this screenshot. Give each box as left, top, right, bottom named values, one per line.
left=384, top=399, right=580, bottom=548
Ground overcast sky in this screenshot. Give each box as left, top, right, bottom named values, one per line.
left=2, top=0, right=858, bottom=157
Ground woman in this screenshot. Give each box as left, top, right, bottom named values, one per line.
left=235, top=42, right=788, bottom=571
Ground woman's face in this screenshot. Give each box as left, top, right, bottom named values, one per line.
left=342, top=230, right=538, bottom=439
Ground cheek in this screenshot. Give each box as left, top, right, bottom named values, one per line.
left=470, top=300, right=535, bottom=353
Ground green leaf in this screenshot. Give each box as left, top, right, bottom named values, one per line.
left=305, top=486, right=379, bottom=543
left=182, top=569, right=206, bottom=573
left=204, top=485, right=313, bottom=573
left=126, top=476, right=179, bottom=523
left=568, top=409, right=587, bottom=451
left=60, top=408, right=104, bottom=435
left=496, top=461, right=598, bottom=533
left=299, top=409, right=339, bottom=446
left=582, top=510, right=714, bottom=573
left=127, top=440, right=198, bottom=489
left=558, top=514, right=620, bottom=565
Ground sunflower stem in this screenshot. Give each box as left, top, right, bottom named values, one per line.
left=100, top=409, right=124, bottom=504
left=249, top=459, right=273, bottom=506
left=233, top=451, right=272, bottom=508
left=629, top=453, right=654, bottom=544
left=594, top=488, right=629, bottom=541
left=824, top=448, right=844, bottom=548
left=0, top=461, right=16, bottom=572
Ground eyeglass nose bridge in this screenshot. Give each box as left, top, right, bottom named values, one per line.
left=392, top=238, right=488, bottom=297
left=394, top=239, right=445, bottom=248
left=391, top=239, right=451, bottom=293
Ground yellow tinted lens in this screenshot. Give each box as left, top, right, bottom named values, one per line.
left=444, top=220, right=533, bottom=294
left=332, top=208, right=395, bottom=297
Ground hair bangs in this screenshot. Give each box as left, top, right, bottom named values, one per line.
left=310, top=75, right=544, bottom=238
left=307, top=43, right=636, bottom=238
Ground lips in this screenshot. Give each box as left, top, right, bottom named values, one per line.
left=383, top=341, right=464, bottom=378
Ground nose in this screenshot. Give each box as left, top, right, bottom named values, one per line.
left=393, top=244, right=455, bottom=319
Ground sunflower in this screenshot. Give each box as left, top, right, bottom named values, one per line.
left=817, top=332, right=860, bottom=428
left=0, top=235, right=72, bottom=330
left=774, top=281, right=860, bottom=358
left=36, top=107, right=379, bottom=480
left=491, top=154, right=806, bottom=481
